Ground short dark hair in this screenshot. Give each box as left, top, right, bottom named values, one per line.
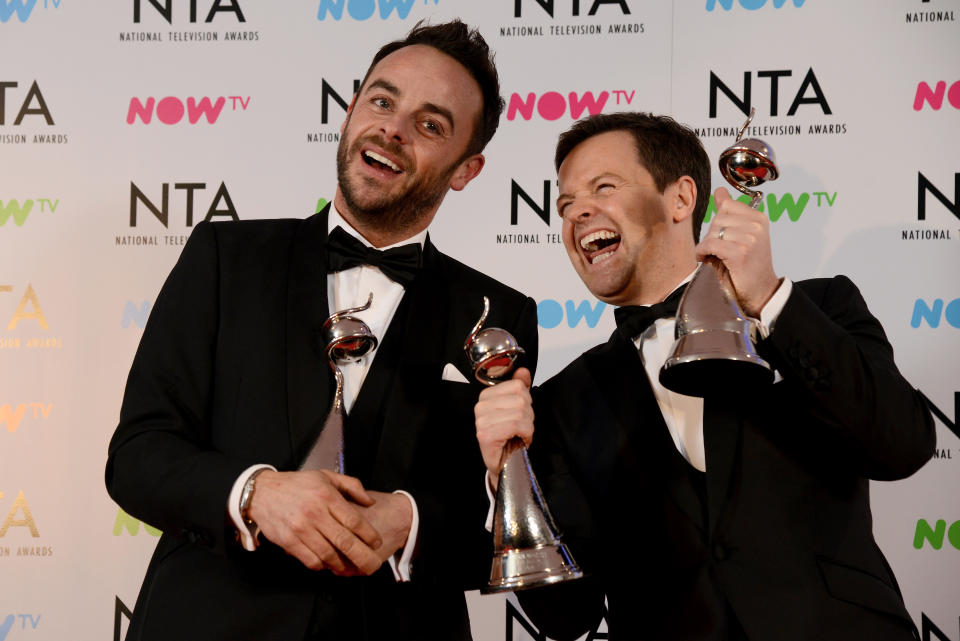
left=359, top=20, right=504, bottom=158
left=555, top=112, right=711, bottom=242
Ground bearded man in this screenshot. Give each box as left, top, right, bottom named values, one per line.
left=106, top=21, right=537, bottom=641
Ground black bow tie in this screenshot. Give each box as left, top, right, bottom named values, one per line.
left=325, top=226, right=422, bottom=286
left=613, top=285, right=687, bottom=340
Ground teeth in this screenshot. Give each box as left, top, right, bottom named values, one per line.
left=591, top=251, right=614, bottom=265
left=364, top=150, right=401, bottom=172
left=580, top=230, right=619, bottom=251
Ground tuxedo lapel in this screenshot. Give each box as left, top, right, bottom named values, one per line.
left=369, top=238, right=450, bottom=487
left=586, top=335, right=705, bottom=531
left=703, top=397, right=743, bottom=536
left=285, top=206, right=333, bottom=467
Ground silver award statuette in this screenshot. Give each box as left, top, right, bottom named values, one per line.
left=465, top=296, right=583, bottom=593
left=659, top=108, right=778, bottom=397
left=300, top=293, right=378, bottom=473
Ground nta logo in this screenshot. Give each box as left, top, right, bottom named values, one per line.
left=0, top=199, right=58, bottom=227
left=915, top=80, right=960, bottom=111
left=0, top=491, right=38, bottom=538
left=918, top=172, right=959, bottom=222
left=507, top=90, right=633, bottom=122
left=133, top=0, right=245, bottom=23
left=130, top=181, right=238, bottom=227
left=127, top=96, right=250, bottom=125
left=321, top=78, right=360, bottom=125
left=709, top=68, right=830, bottom=118
left=706, top=0, right=804, bottom=11
left=0, top=0, right=60, bottom=23
left=0, top=81, right=54, bottom=126
left=513, top=0, right=630, bottom=18
left=317, top=0, right=437, bottom=22
left=0, top=285, right=48, bottom=331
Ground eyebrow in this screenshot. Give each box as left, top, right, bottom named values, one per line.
left=557, top=172, right=622, bottom=202
left=364, top=78, right=455, bottom=133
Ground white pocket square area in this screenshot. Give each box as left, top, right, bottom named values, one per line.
left=441, top=362, right=470, bottom=384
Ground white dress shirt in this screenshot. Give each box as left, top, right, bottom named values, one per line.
left=228, top=205, right=426, bottom=580
left=634, top=271, right=793, bottom=472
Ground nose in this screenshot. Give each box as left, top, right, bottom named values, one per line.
left=379, top=111, right=409, bottom=144
left=563, top=199, right=594, bottom=223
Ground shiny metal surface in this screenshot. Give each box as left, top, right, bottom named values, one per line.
left=660, top=109, right=777, bottom=397
left=464, top=296, right=526, bottom=385
left=301, top=293, right=378, bottom=473
left=322, top=293, right=378, bottom=364
left=466, top=297, right=583, bottom=592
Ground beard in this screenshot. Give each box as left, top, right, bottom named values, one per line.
left=336, top=131, right=456, bottom=237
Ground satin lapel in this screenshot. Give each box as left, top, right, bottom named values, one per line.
left=284, top=206, right=333, bottom=467
left=369, top=238, right=449, bottom=487
left=585, top=334, right=705, bottom=531
left=703, top=396, right=742, bottom=536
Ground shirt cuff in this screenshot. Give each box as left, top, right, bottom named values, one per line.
left=757, top=277, right=793, bottom=339
left=483, top=470, right=496, bottom=532
left=227, top=463, right=276, bottom=552
left=387, top=489, right=418, bottom=582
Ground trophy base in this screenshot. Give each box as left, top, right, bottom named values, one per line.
left=483, top=543, right=584, bottom=594
left=660, top=330, right=774, bottom=397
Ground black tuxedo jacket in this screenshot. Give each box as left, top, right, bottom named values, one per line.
left=517, top=276, right=934, bottom=641
left=106, top=208, right=538, bottom=641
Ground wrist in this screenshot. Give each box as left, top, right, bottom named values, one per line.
left=228, top=465, right=275, bottom=552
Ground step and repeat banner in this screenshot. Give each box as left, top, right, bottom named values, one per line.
left=2, top=1, right=958, bottom=639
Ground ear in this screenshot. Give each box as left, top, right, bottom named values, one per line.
left=670, top=175, right=697, bottom=223
left=449, top=154, right=485, bottom=192
left=340, top=94, right=358, bottom=135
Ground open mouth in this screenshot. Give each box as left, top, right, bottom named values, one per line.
left=579, top=230, right=621, bottom=265
left=362, top=150, right=403, bottom=174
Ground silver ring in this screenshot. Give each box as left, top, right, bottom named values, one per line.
left=717, top=226, right=726, bottom=241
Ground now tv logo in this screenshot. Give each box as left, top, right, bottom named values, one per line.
left=0, top=403, right=51, bottom=433
left=126, top=95, right=250, bottom=125
left=0, top=0, right=61, bottom=24
left=538, top=299, right=607, bottom=329
left=911, top=298, right=960, bottom=329
left=706, top=0, right=804, bottom=10
left=0, top=199, right=58, bottom=227
left=507, top=90, right=632, bottom=122
left=914, top=80, right=960, bottom=111
left=317, top=0, right=435, bottom=21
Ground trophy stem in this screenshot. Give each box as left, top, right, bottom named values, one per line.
left=300, top=366, right=346, bottom=473
left=301, top=294, right=377, bottom=473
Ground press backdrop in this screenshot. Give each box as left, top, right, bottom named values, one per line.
left=1, top=1, right=958, bottom=639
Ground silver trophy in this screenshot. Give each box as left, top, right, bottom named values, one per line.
left=465, top=296, right=583, bottom=593
left=660, top=108, right=777, bottom=396
left=300, top=293, right=378, bottom=473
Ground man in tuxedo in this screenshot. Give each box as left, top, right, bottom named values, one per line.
left=106, top=21, right=537, bottom=641
left=475, top=112, right=934, bottom=640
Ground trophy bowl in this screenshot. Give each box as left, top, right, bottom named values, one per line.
left=467, top=327, right=525, bottom=385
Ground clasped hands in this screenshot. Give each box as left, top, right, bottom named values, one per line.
left=247, top=469, right=412, bottom=576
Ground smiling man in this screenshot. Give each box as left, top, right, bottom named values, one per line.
left=475, top=112, right=934, bottom=640
left=106, top=21, right=537, bottom=641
